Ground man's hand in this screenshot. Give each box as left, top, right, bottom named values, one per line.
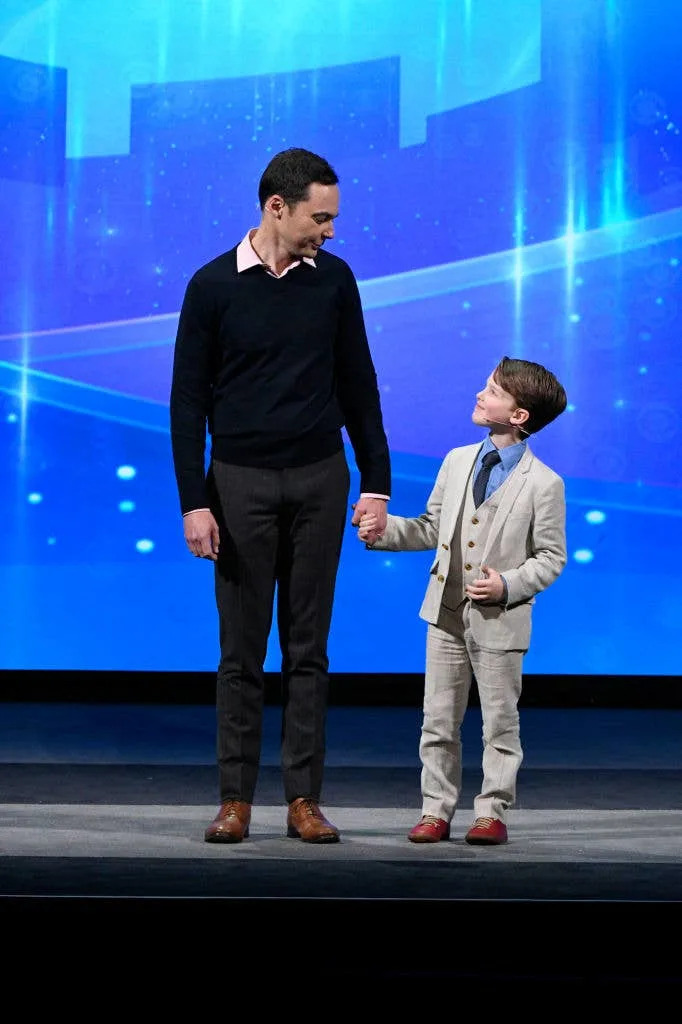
left=465, top=565, right=505, bottom=604
left=351, top=496, right=387, bottom=545
left=183, top=509, right=220, bottom=561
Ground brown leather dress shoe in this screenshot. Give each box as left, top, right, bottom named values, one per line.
left=286, top=798, right=340, bottom=843
left=408, top=815, right=451, bottom=843
left=204, top=800, right=251, bottom=843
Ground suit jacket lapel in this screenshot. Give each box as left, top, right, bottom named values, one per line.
left=443, top=445, right=480, bottom=540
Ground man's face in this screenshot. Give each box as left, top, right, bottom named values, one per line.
left=472, top=372, right=519, bottom=430
left=278, top=182, right=339, bottom=258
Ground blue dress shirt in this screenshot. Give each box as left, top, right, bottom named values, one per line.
left=474, top=435, right=527, bottom=504
left=473, top=435, right=527, bottom=604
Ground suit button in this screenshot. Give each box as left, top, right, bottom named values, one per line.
left=441, top=543, right=449, bottom=550
left=464, top=563, right=472, bottom=571
left=467, top=540, right=475, bottom=548
left=437, top=574, right=445, bottom=582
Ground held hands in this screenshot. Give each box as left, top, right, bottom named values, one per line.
left=357, top=512, right=380, bottom=543
left=465, top=565, right=505, bottom=604
left=351, top=497, right=387, bottom=545
left=183, top=509, right=220, bottom=561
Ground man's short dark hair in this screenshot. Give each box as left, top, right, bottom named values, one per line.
left=494, top=356, right=567, bottom=434
left=258, top=147, right=339, bottom=209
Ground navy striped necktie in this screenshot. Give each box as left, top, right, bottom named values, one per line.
left=473, top=449, right=501, bottom=508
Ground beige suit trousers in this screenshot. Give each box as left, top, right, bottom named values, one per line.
left=420, top=608, right=524, bottom=824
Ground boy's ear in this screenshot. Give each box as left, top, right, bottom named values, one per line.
left=511, top=407, right=530, bottom=428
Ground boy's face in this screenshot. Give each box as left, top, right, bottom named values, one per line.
left=472, top=372, right=523, bottom=432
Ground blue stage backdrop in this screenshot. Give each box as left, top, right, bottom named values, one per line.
left=1, top=1, right=680, bottom=675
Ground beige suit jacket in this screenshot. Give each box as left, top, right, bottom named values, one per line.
left=370, top=442, right=567, bottom=651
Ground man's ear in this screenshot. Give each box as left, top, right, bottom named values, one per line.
left=266, top=194, right=285, bottom=218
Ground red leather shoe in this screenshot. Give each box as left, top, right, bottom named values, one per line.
left=465, top=816, right=508, bottom=845
left=408, top=815, right=451, bottom=843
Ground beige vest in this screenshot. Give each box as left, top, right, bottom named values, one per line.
left=438, top=471, right=512, bottom=632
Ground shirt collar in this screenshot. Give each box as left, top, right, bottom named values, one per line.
left=236, top=230, right=316, bottom=276
left=480, top=434, right=527, bottom=470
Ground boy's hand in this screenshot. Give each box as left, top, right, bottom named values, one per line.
left=466, top=565, right=505, bottom=604
left=351, top=497, right=387, bottom=545
left=357, top=512, right=380, bottom=543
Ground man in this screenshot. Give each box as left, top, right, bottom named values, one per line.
left=170, top=147, right=390, bottom=844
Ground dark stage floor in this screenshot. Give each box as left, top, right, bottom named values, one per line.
left=1, top=701, right=681, bottom=996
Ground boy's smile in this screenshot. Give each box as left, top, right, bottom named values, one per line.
left=472, top=375, right=516, bottom=427
left=472, top=372, right=529, bottom=441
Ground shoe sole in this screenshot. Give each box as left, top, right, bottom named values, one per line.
left=286, top=827, right=340, bottom=843
left=408, top=832, right=450, bottom=843
left=465, top=836, right=507, bottom=845
left=204, top=827, right=249, bottom=843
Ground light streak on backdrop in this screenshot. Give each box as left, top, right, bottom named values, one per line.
left=0, top=0, right=680, bottom=675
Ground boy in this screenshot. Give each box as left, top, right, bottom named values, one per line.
left=357, top=357, right=567, bottom=844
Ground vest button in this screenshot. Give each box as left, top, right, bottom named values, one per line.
left=437, top=574, right=445, bottom=583
left=471, top=517, right=479, bottom=524
left=467, top=540, right=475, bottom=548
left=441, top=543, right=449, bottom=550
left=464, top=563, right=472, bottom=571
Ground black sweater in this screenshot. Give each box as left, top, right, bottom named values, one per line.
left=170, top=245, right=391, bottom=514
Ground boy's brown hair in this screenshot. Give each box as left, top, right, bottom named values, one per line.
left=494, top=356, right=567, bottom=435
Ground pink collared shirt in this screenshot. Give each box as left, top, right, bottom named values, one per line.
left=236, top=229, right=315, bottom=278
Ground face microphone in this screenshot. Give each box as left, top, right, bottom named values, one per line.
left=483, top=417, right=530, bottom=435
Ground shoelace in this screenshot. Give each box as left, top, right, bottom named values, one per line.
left=297, top=799, right=322, bottom=819
left=420, top=816, right=443, bottom=826
left=472, top=816, right=495, bottom=828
